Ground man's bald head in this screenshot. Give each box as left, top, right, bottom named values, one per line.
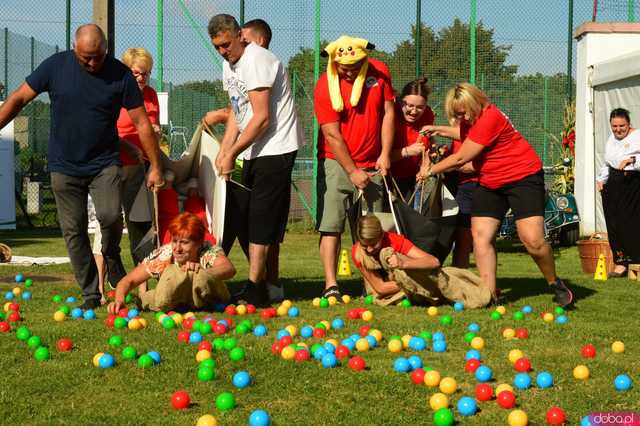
left=74, top=24, right=107, bottom=73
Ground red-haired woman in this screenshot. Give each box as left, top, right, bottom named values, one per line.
left=107, top=212, right=235, bottom=313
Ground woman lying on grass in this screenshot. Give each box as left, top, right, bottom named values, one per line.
left=352, top=215, right=491, bottom=308
left=107, top=212, right=235, bottom=314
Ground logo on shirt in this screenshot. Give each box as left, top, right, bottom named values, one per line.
left=365, top=76, right=378, bottom=88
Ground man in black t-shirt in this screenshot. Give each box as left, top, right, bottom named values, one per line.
left=0, top=24, right=164, bottom=309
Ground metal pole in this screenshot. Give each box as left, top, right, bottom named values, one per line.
left=312, top=0, right=321, bottom=222
left=66, top=0, right=71, bottom=50
left=415, top=0, right=421, bottom=78
left=469, top=0, right=477, bottom=84
left=3, top=28, right=8, bottom=101
left=30, top=37, right=35, bottom=73
left=543, top=77, right=549, bottom=165
left=240, top=0, right=245, bottom=25
left=157, top=0, right=164, bottom=91
left=628, top=0, right=635, bottom=22
left=567, top=0, right=574, bottom=102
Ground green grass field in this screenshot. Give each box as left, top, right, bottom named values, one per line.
left=0, top=229, right=638, bottom=425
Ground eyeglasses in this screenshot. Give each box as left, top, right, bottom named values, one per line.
left=132, top=70, right=151, bottom=78
left=402, top=101, right=427, bottom=112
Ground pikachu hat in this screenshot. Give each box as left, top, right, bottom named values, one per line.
left=321, top=35, right=375, bottom=112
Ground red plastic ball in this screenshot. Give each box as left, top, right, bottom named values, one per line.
left=106, top=290, right=116, bottom=299
left=312, top=328, right=326, bottom=338
left=182, top=318, right=195, bottom=330
left=271, top=341, right=283, bottom=355
left=335, top=345, right=351, bottom=360
left=56, top=338, right=73, bottom=352
left=358, top=325, right=371, bottom=337
left=0, top=321, right=10, bottom=332
left=279, top=335, right=293, bottom=346
left=294, top=349, right=310, bottom=362
left=225, top=305, right=237, bottom=315
left=7, top=311, right=20, bottom=322
left=465, top=359, right=481, bottom=373
left=117, top=308, right=129, bottom=318
left=267, top=308, right=277, bottom=318
left=105, top=315, right=116, bottom=329
left=213, top=323, right=227, bottom=335
left=246, top=304, right=256, bottom=314
left=197, top=341, right=212, bottom=352
left=514, top=357, right=531, bottom=372
left=515, top=328, right=529, bottom=339
left=171, top=390, right=190, bottom=410
left=348, top=356, right=366, bottom=370
left=223, top=318, right=234, bottom=328
left=260, top=309, right=271, bottom=320
left=539, top=311, right=549, bottom=319
left=581, top=344, right=596, bottom=358
left=497, top=390, right=516, bottom=409
left=347, top=309, right=360, bottom=320
left=177, top=331, right=190, bottom=344
left=410, top=368, right=426, bottom=385
left=8, top=303, right=19, bottom=311
left=475, top=383, right=494, bottom=401
left=546, top=406, right=566, bottom=425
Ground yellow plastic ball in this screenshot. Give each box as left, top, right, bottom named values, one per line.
left=138, top=318, right=147, bottom=328
left=280, top=345, right=296, bottom=360
left=327, top=296, right=338, bottom=306
left=355, top=338, right=370, bottom=352
left=235, top=304, right=247, bottom=315
left=508, top=349, right=525, bottom=364
left=196, top=414, right=218, bottom=426
left=196, top=350, right=211, bottom=363
left=361, top=310, right=374, bottom=321
left=401, top=335, right=412, bottom=349
left=93, top=352, right=105, bottom=367
left=573, top=364, right=590, bottom=380
left=4, top=302, right=11, bottom=312
left=12, top=287, right=21, bottom=296
left=53, top=310, right=66, bottom=322
left=326, top=338, right=339, bottom=348
left=429, top=392, right=449, bottom=411
left=341, top=294, right=351, bottom=304
left=312, top=297, right=321, bottom=307
left=502, top=328, right=516, bottom=339
left=508, top=409, right=529, bottom=426
left=423, top=370, right=441, bottom=387
left=128, top=318, right=142, bottom=330
left=281, top=299, right=293, bottom=309
left=439, top=377, right=457, bottom=395
left=285, top=325, right=298, bottom=337
left=470, top=336, right=485, bottom=350
left=543, top=312, right=554, bottom=322
left=496, top=383, right=514, bottom=395
left=320, top=320, right=331, bottom=330
left=611, top=341, right=625, bottom=353
left=427, top=306, right=439, bottom=316
left=495, top=305, right=506, bottom=315
left=388, top=339, right=403, bottom=353
left=171, top=313, right=183, bottom=324
left=369, top=329, right=382, bottom=343
left=276, top=305, right=288, bottom=317
left=184, top=312, right=196, bottom=319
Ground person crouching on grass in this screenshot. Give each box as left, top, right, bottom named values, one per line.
left=108, top=212, right=235, bottom=314
left=352, top=215, right=492, bottom=308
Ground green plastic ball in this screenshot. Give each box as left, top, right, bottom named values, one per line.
left=191, top=320, right=203, bottom=332
left=223, top=337, right=237, bottom=351
left=229, top=347, right=246, bottom=362
left=364, top=295, right=374, bottom=305
left=215, top=392, right=236, bottom=411
left=125, top=294, right=133, bottom=303
left=200, top=322, right=213, bottom=334
left=162, top=318, right=175, bottom=330
left=0, top=312, right=5, bottom=321
left=34, top=346, right=50, bottom=361
left=240, top=319, right=252, bottom=329
left=16, top=326, right=31, bottom=341
left=554, top=306, right=565, bottom=315
left=213, top=338, right=225, bottom=351
left=235, top=324, right=249, bottom=335
left=109, top=335, right=123, bottom=347
left=400, top=299, right=412, bottom=307
left=52, top=295, right=62, bottom=303
left=440, top=315, right=453, bottom=326
left=137, top=354, right=154, bottom=368
left=310, top=343, right=322, bottom=354
left=27, top=335, right=42, bottom=349
left=490, top=311, right=502, bottom=320
left=59, top=305, right=71, bottom=315
left=199, top=358, right=216, bottom=369
left=464, top=332, right=476, bottom=343
left=433, top=407, right=454, bottom=426
left=113, top=317, right=127, bottom=330
left=319, top=298, right=329, bottom=308
left=197, top=366, right=215, bottom=381
left=24, top=279, right=33, bottom=288
left=314, top=322, right=326, bottom=330
left=418, top=331, right=432, bottom=341
left=154, top=312, right=164, bottom=321
left=423, top=366, right=433, bottom=372
left=513, top=311, right=525, bottom=321
left=121, top=346, right=137, bottom=360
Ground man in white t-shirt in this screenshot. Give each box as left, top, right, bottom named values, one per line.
left=209, top=14, right=304, bottom=307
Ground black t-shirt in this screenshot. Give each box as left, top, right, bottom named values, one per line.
left=26, top=51, right=143, bottom=176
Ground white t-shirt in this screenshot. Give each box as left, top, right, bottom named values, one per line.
left=597, top=129, right=640, bottom=183
left=222, top=43, right=305, bottom=160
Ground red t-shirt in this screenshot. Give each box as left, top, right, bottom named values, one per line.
left=117, top=85, right=160, bottom=166
left=462, top=104, right=542, bottom=189
left=451, top=134, right=478, bottom=184
left=314, top=58, right=395, bottom=168
left=351, top=231, right=415, bottom=269
left=390, top=104, right=434, bottom=179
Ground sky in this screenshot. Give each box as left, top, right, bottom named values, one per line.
left=0, top=0, right=637, bottom=89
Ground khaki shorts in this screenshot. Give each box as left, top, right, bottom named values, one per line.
left=316, top=158, right=384, bottom=233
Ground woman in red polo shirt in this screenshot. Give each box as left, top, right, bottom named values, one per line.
left=389, top=78, right=435, bottom=199
left=420, top=83, right=573, bottom=307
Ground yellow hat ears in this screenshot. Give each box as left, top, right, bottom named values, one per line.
left=321, top=36, right=375, bottom=112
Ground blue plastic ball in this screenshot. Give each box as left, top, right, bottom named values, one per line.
left=331, top=318, right=345, bottom=329
left=21, top=291, right=32, bottom=301
left=521, top=305, right=533, bottom=314
left=66, top=296, right=77, bottom=304
left=218, top=319, right=229, bottom=327
left=432, top=331, right=446, bottom=341
left=453, top=302, right=465, bottom=312
left=341, top=339, right=355, bottom=351
left=15, top=274, right=24, bottom=283
left=232, top=371, right=252, bottom=388
left=276, top=329, right=291, bottom=340
left=98, top=353, right=115, bottom=368
left=300, top=326, right=313, bottom=338
left=323, top=342, right=336, bottom=353
left=475, top=365, right=493, bottom=382
left=4, top=292, right=14, bottom=301
left=287, top=307, right=299, bottom=317
left=614, top=374, right=632, bottom=391
left=70, top=308, right=83, bottom=319
left=408, top=337, right=427, bottom=351
left=313, top=347, right=327, bottom=360
left=365, top=335, right=377, bottom=349
left=465, top=349, right=481, bottom=361
left=432, top=340, right=447, bottom=353
left=349, top=334, right=360, bottom=343
left=536, top=371, right=554, bottom=388
left=513, top=373, right=532, bottom=390
left=253, top=324, right=267, bottom=337
left=127, top=309, right=140, bottom=319
left=147, top=351, right=161, bottom=364
left=188, top=331, right=203, bottom=345
left=456, top=396, right=477, bottom=416
left=249, top=409, right=271, bottom=426
left=407, top=355, right=423, bottom=370
left=321, top=353, right=338, bottom=368
left=83, top=309, right=96, bottom=320
left=393, top=357, right=412, bottom=373
left=467, top=323, right=480, bottom=332
left=555, top=314, right=568, bottom=324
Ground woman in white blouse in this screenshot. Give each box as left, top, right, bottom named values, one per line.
left=596, top=108, right=640, bottom=277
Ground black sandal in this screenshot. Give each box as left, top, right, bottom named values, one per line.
left=321, top=285, right=342, bottom=300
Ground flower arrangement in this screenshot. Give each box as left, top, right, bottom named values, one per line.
left=547, top=101, right=576, bottom=194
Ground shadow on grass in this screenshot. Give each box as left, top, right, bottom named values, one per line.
left=281, top=278, right=365, bottom=301
left=496, top=276, right=596, bottom=308
left=0, top=274, right=66, bottom=283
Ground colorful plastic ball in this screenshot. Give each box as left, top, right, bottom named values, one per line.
left=364, top=335, right=377, bottom=349
left=611, top=341, right=625, bottom=353
left=440, top=315, right=453, bottom=326
left=299, top=325, right=313, bottom=338
left=231, top=370, right=251, bottom=388
left=432, top=331, right=445, bottom=341
left=138, top=354, right=154, bottom=369
left=409, top=336, right=427, bottom=351
left=287, top=307, right=299, bottom=317
left=614, top=374, right=632, bottom=391
left=196, top=414, right=218, bottom=426
left=363, top=295, right=374, bottom=305
left=27, top=335, right=42, bottom=349
left=0, top=321, right=8, bottom=333
left=355, top=338, right=370, bottom=352
left=573, top=364, right=589, bottom=380
left=497, top=390, right=516, bottom=409
left=92, top=352, right=104, bottom=367
left=508, top=409, right=529, bottom=426
left=335, top=345, right=351, bottom=360
left=98, top=353, right=115, bottom=368
left=555, top=314, right=568, bottom=324
left=508, top=349, right=524, bottom=364
left=515, top=328, right=529, bottom=339
left=348, top=356, right=366, bottom=370
left=16, top=326, right=31, bottom=341
left=467, top=323, right=480, bottom=332
left=514, top=373, right=532, bottom=390
left=15, top=274, right=24, bottom=283
left=512, top=311, right=525, bottom=321
left=536, top=371, right=554, bottom=388
left=33, top=346, right=50, bottom=361
left=147, top=351, right=161, bottom=364
left=331, top=318, right=345, bottom=329
left=432, top=340, right=447, bottom=353
left=464, top=332, right=476, bottom=343
left=427, top=306, right=438, bottom=316
left=581, top=343, right=596, bottom=358
left=215, top=392, right=236, bottom=411
left=490, top=311, right=502, bottom=320
left=400, top=298, right=412, bottom=307
left=361, top=310, right=374, bottom=321
left=470, top=337, right=485, bottom=350
left=496, top=305, right=507, bottom=315
left=196, top=349, right=212, bottom=363
left=424, top=370, right=441, bottom=387
left=321, top=353, right=338, bottom=368
left=465, top=359, right=481, bottom=373
left=496, top=383, right=514, bottom=395
left=543, top=312, right=554, bottom=322
left=475, top=365, right=493, bottom=382
left=319, top=298, right=329, bottom=308
left=433, top=407, right=454, bottom=426
left=545, top=407, right=566, bottom=425
left=248, top=410, right=271, bottom=426
left=53, top=311, right=66, bottom=322
left=189, top=331, right=203, bottom=345
left=162, top=317, right=176, bottom=330
left=388, top=339, right=403, bottom=353
left=465, top=349, right=481, bottom=361
left=56, top=338, right=73, bottom=352
left=21, top=291, right=32, bottom=301
left=503, top=328, right=516, bottom=339
left=7, top=310, right=20, bottom=322
left=52, top=295, right=62, bottom=303
left=83, top=309, right=96, bottom=320
left=24, top=279, right=33, bottom=287
left=312, top=346, right=327, bottom=360
left=457, top=396, right=477, bottom=417
left=229, top=347, right=246, bottom=361
left=410, top=368, right=426, bottom=385
left=453, top=302, right=464, bottom=312
left=113, top=317, right=127, bottom=329
left=58, top=305, right=71, bottom=315
left=475, top=383, right=494, bottom=401
left=70, top=308, right=83, bottom=319
left=4, top=292, right=15, bottom=301
left=66, top=296, right=76, bottom=304
left=121, top=346, right=137, bottom=360
left=514, top=357, right=531, bottom=372
left=407, top=355, right=423, bottom=370
left=394, top=357, right=411, bottom=373
left=439, top=377, right=457, bottom=395
left=521, top=305, right=533, bottom=314
left=248, top=324, right=265, bottom=337
left=171, top=390, right=190, bottom=410
left=429, top=392, right=449, bottom=410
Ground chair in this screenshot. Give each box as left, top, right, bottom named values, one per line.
left=168, top=120, right=188, bottom=159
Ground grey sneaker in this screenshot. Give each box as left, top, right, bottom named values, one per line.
left=551, top=279, right=573, bottom=308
